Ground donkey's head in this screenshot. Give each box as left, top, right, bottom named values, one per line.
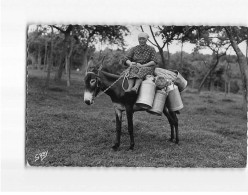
left=83, top=57, right=105, bottom=105
left=84, top=72, right=101, bottom=105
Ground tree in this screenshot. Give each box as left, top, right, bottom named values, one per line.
left=98, top=48, right=126, bottom=74
left=52, top=33, right=66, bottom=81
left=225, top=26, right=248, bottom=110
left=246, top=39, right=248, bottom=61
left=141, top=25, right=198, bottom=69
left=45, top=26, right=54, bottom=88
left=184, top=27, right=231, bottom=92
left=166, top=43, right=170, bottom=66
left=52, top=25, right=76, bottom=87
left=73, top=25, right=129, bottom=75
left=27, top=27, right=44, bottom=69
left=140, top=25, right=168, bottom=68
left=27, top=24, right=129, bottom=87
left=198, top=52, right=228, bottom=92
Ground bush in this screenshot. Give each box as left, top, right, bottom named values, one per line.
left=230, top=80, right=240, bottom=94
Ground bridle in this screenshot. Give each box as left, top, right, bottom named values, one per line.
left=85, top=56, right=105, bottom=95
left=85, top=58, right=130, bottom=99
left=85, top=71, right=101, bottom=99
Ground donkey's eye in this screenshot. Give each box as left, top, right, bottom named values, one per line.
left=90, top=79, right=96, bottom=85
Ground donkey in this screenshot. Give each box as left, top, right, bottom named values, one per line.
left=84, top=61, right=179, bottom=151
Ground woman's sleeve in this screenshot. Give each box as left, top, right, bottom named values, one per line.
left=150, top=47, right=158, bottom=64
left=124, top=47, right=134, bottom=62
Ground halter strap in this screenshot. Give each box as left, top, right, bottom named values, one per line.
left=85, top=55, right=130, bottom=98
left=86, top=71, right=100, bottom=77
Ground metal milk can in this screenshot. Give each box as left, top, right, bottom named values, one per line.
left=147, top=89, right=168, bottom=116
left=166, top=84, right=184, bottom=111
left=173, top=71, right=188, bottom=92
left=135, top=76, right=156, bottom=109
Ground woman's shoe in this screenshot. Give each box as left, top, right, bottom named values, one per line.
left=131, top=87, right=139, bottom=94
left=125, top=89, right=132, bottom=94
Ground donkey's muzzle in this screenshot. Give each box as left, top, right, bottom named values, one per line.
left=84, top=91, right=94, bottom=105
left=84, top=100, right=92, bottom=105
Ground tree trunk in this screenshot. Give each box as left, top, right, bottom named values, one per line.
left=56, top=49, right=65, bottom=80
left=228, top=80, right=230, bottom=94
left=180, top=41, right=183, bottom=68
left=65, top=39, right=74, bottom=87
left=81, top=47, right=89, bottom=75
left=225, top=81, right=230, bottom=96
left=26, top=26, right=29, bottom=67
left=232, top=44, right=248, bottom=109
left=65, top=55, right=70, bottom=87
left=246, top=40, right=248, bottom=61
left=38, top=46, right=42, bottom=70
left=198, top=54, right=224, bottom=93
left=65, top=55, right=69, bottom=75
left=158, top=48, right=166, bottom=69
left=52, top=25, right=74, bottom=86
left=225, top=61, right=231, bottom=95
left=54, top=55, right=64, bottom=81
left=225, top=81, right=227, bottom=95
left=98, top=50, right=102, bottom=61
left=167, top=43, right=170, bottom=67
left=145, top=25, right=167, bottom=69
left=44, top=40, right=48, bottom=71
left=192, top=77, right=195, bottom=88
left=225, top=28, right=248, bottom=112
left=45, top=26, right=54, bottom=88
left=208, top=74, right=213, bottom=91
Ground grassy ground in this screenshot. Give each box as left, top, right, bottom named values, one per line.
left=26, top=69, right=247, bottom=167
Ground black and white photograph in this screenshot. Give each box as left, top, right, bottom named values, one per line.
left=25, top=24, right=247, bottom=167
left=1, top=0, right=248, bottom=192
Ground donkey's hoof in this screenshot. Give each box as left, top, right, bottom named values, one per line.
left=169, top=138, right=174, bottom=142
left=127, top=146, right=134, bottom=151
left=175, top=140, right=179, bottom=144
left=112, top=144, right=120, bottom=151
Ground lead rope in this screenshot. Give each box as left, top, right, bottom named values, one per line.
left=122, top=69, right=130, bottom=91
left=95, top=67, right=130, bottom=98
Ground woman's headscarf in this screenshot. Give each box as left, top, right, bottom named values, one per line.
left=138, top=32, right=149, bottom=39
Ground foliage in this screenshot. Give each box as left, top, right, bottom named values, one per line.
left=27, top=24, right=129, bottom=70
left=74, top=25, right=129, bottom=48
left=27, top=25, right=247, bottom=93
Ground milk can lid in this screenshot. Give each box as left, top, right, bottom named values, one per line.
left=167, top=84, right=178, bottom=92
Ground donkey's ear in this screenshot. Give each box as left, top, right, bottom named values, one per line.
left=101, top=56, right=106, bottom=64
left=88, top=59, right=94, bottom=69
left=96, top=55, right=106, bottom=71
left=85, top=58, right=94, bottom=74
left=85, top=68, right=89, bottom=76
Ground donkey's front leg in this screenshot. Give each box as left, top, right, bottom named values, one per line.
left=126, top=105, right=134, bottom=150
left=112, top=107, right=122, bottom=151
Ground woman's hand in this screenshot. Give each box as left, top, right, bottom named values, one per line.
left=141, top=61, right=156, bottom=67
left=130, top=62, right=137, bottom=68
left=126, top=60, right=136, bottom=67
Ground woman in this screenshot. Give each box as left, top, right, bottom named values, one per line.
left=124, top=32, right=157, bottom=94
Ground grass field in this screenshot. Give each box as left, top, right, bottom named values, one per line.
left=26, top=69, right=247, bottom=167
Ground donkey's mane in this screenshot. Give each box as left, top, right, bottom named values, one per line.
left=100, top=70, right=122, bottom=79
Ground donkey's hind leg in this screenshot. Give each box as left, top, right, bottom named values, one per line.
left=163, top=107, right=174, bottom=142
left=126, top=104, right=135, bottom=150
left=163, top=107, right=179, bottom=144
left=112, top=106, right=123, bottom=151
left=170, top=111, right=179, bottom=144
